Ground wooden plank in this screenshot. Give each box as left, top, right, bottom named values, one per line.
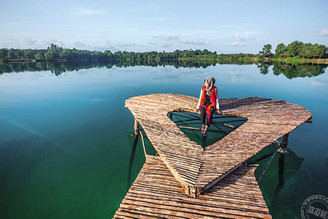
left=114, top=156, right=271, bottom=218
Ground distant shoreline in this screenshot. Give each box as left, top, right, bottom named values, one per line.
left=2, top=57, right=328, bottom=65
left=1, top=41, right=327, bottom=65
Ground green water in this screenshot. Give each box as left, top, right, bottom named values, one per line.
left=0, top=64, right=327, bottom=218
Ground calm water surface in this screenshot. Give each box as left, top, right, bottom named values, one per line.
left=0, top=64, right=327, bottom=218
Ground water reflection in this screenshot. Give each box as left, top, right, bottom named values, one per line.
left=272, top=63, right=326, bottom=79
left=257, top=62, right=327, bottom=78
left=1, top=60, right=326, bottom=79
left=249, top=145, right=304, bottom=215
left=127, top=134, right=139, bottom=187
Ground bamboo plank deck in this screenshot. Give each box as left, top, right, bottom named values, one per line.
left=114, top=155, right=271, bottom=218
left=125, top=94, right=311, bottom=197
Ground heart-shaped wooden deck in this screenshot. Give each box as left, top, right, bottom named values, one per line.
left=125, top=94, right=311, bottom=197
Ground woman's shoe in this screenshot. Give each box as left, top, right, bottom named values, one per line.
left=201, top=124, right=205, bottom=134
left=203, top=125, right=208, bottom=136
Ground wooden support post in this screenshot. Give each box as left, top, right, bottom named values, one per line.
left=306, top=116, right=312, bottom=123
left=134, top=119, right=140, bottom=136
left=279, top=133, right=289, bottom=154
left=281, top=133, right=289, bottom=149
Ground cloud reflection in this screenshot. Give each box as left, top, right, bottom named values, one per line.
left=311, top=80, right=328, bottom=86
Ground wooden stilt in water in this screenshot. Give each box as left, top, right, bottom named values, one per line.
left=279, top=133, right=289, bottom=154
left=281, top=133, right=289, bottom=148
left=134, top=118, right=147, bottom=158
left=134, top=119, right=140, bottom=136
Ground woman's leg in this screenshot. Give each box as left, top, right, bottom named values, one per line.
left=199, top=107, right=206, bottom=125
left=199, top=107, right=206, bottom=134
left=205, top=112, right=213, bottom=127
left=203, top=112, right=213, bottom=136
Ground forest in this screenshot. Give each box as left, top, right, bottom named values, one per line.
left=0, top=41, right=327, bottom=64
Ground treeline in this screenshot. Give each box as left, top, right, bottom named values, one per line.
left=259, top=41, right=328, bottom=59
left=0, top=44, right=221, bottom=63
left=0, top=44, right=257, bottom=64
left=0, top=41, right=327, bottom=64
left=0, top=44, right=111, bottom=62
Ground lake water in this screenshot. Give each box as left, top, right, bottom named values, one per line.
left=0, top=63, right=327, bottom=218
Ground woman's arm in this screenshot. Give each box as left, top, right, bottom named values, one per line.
left=216, top=88, right=221, bottom=114
left=196, top=89, right=202, bottom=109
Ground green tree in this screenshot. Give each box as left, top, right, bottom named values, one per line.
left=286, top=41, right=303, bottom=57
left=259, top=44, right=273, bottom=58
left=275, top=43, right=286, bottom=58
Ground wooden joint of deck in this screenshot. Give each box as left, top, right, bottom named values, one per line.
left=196, top=162, right=244, bottom=196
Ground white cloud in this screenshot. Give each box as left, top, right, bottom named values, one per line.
left=24, top=38, right=38, bottom=46
left=0, top=37, right=64, bottom=49
left=71, top=40, right=136, bottom=51
left=158, top=42, right=172, bottom=48
left=142, top=17, right=167, bottom=22
left=117, top=43, right=137, bottom=48
left=320, top=29, right=328, bottom=36
left=228, top=70, right=249, bottom=83
left=153, top=34, right=179, bottom=41
left=233, top=32, right=254, bottom=41
left=74, top=41, right=89, bottom=49
left=230, top=32, right=254, bottom=47
left=73, top=7, right=104, bottom=15
left=231, top=41, right=244, bottom=47
left=152, top=34, right=209, bottom=48
left=179, top=39, right=209, bottom=45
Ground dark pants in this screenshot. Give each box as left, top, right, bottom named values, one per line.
left=199, top=106, right=213, bottom=127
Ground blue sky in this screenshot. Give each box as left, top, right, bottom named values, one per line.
left=0, top=0, right=327, bottom=53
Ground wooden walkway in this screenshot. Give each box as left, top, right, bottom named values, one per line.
left=124, top=94, right=311, bottom=197
left=114, top=155, right=271, bottom=218
left=114, top=94, right=311, bottom=218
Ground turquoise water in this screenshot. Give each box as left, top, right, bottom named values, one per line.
left=0, top=64, right=327, bottom=218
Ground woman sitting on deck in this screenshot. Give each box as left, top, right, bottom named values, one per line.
left=196, top=77, right=221, bottom=136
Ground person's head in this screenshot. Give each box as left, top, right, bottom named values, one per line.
left=204, top=77, right=215, bottom=89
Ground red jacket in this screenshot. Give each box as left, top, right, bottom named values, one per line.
left=197, top=86, right=220, bottom=122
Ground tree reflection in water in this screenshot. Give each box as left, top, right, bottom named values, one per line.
left=1, top=60, right=326, bottom=79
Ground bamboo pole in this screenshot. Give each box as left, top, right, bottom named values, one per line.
left=179, top=111, right=200, bottom=119
left=139, top=130, right=147, bottom=158
left=178, top=125, right=229, bottom=134
left=257, top=147, right=280, bottom=183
